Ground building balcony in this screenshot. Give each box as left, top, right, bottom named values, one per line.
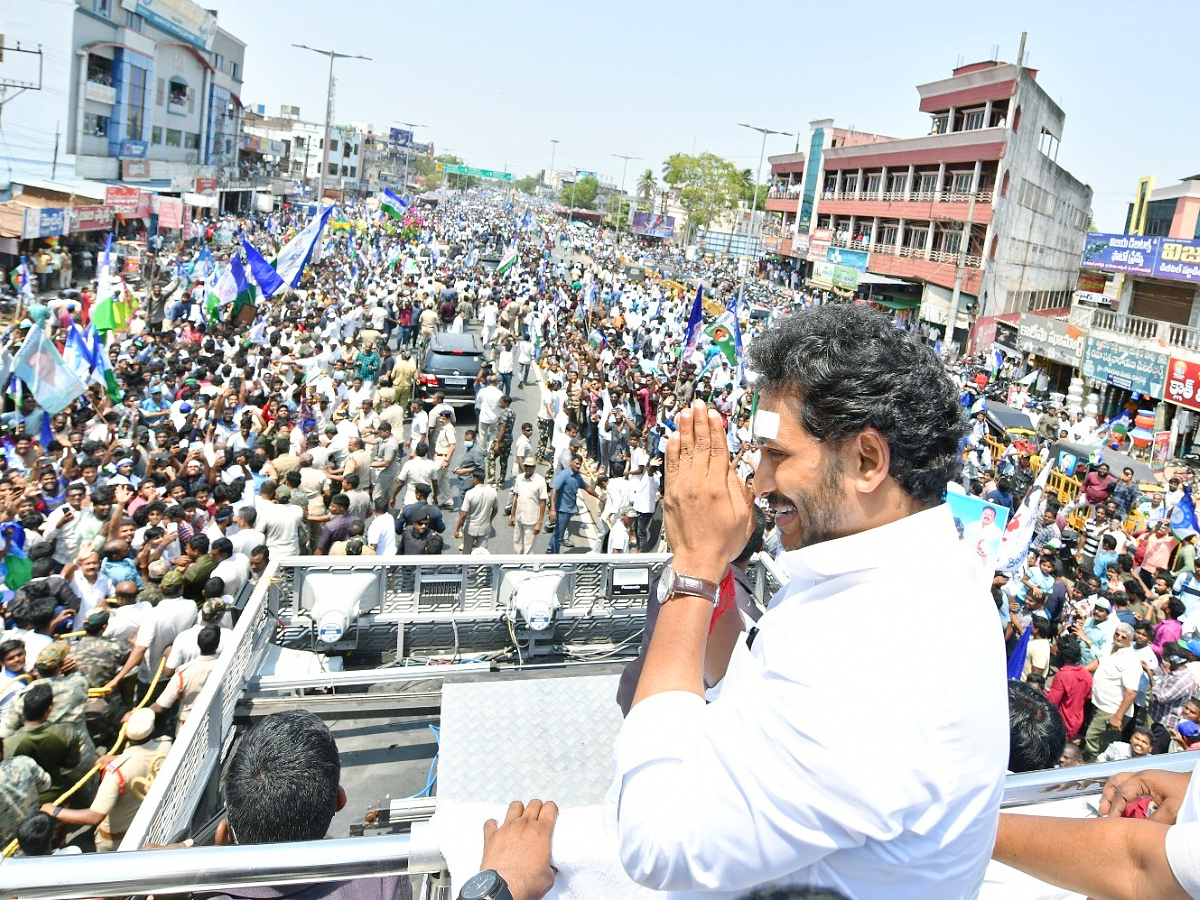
left=861, top=241, right=983, bottom=294
left=766, top=194, right=800, bottom=213
left=1084, top=308, right=1200, bottom=354
left=817, top=190, right=994, bottom=225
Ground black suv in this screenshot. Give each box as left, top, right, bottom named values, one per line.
left=417, top=332, right=486, bottom=406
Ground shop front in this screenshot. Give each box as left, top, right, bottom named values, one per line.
left=1080, top=335, right=1170, bottom=428
left=1015, top=313, right=1084, bottom=395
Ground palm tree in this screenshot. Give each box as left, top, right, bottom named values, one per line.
left=636, top=168, right=656, bottom=204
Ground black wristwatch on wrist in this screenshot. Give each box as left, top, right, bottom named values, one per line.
left=457, top=869, right=514, bottom=900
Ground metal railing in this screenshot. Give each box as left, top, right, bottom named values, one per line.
left=823, top=189, right=993, bottom=204
left=868, top=242, right=981, bottom=268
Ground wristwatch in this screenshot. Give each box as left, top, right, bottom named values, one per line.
left=457, top=870, right=514, bottom=900
left=657, top=563, right=721, bottom=606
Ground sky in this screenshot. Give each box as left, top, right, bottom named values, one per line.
left=204, top=1, right=1195, bottom=229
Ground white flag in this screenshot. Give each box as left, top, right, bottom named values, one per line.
left=995, top=462, right=1054, bottom=574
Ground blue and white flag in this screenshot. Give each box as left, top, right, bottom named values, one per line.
left=1007, top=623, right=1032, bottom=681
left=681, top=286, right=704, bottom=360
left=12, top=328, right=87, bottom=414
left=242, top=238, right=283, bottom=298
left=17, top=257, right=34, bottom=303
left=189, top=247, right=215, bottom=281
left=62, top=323, right=99, bottom=384
left=1171, top=485, right=1199, bottom=541
left=275, top=206, right=334, bottom=291
left=995, top=461, right=1054, bottom=574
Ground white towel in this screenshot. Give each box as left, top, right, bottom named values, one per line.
left=432, top=801, right=661, bottom=900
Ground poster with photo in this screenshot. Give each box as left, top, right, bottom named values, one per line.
left=947, top=492, right=1011, bottom=585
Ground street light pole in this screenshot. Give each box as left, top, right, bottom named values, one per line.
left=736, top=123, right=791, bottom=304
left=611, top=153, right=640, bottom=251
left=548, top=139, right=560, bottom=191
left=393, top=121, right=426, bottom=194
left=292, top=43, right=371, bottom=205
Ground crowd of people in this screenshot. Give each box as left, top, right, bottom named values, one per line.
left=2, top=187, right=1199, bottom=898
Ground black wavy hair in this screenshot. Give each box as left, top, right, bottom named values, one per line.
left=747, top=304, right=964, bottom=506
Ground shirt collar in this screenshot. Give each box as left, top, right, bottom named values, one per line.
left=777, top=503, right=957, bottom=581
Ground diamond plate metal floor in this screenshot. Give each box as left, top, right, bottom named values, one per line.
left=436, top=665, right=626, bottom=808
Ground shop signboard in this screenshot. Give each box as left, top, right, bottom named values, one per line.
left=831, top=265, right=860, bottom=290
left=21, top=207, right=69, bottom=239
left=194, top=177, right=218, bottom=196
left=133, top=0, right=218, bottom=50
left=809, top=260, right=836, bottom=288
left=791, top=233, right=810, bottom=255
left=1165, top=356, right=1200, bottom=412
left=119, top=140, right=148, bottom=159
left=85, top=82, right=117, bottom=104
left=70, top=206, right=113, bottom=232
left=158, top=197, right=184, bottom=230
left=105, top=186, right=141, bottom=215
left=1015, top=313, right=1085, bottom=368
left=806, top=227, right=832, bottom=264
left=122, top=160, right=151, bottom=181
left=825, top=246, right=869, bottom=271
left=1081, top=336, right=1168, bottom=397
left=1081, top=232, right=1200, bottom=285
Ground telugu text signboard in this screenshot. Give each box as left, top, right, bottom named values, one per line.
left=806, top=228, right=832, bottom=264
left=69, top=206, right=113, bottom=232
left=105, top=186, right=141, bottom=215
left=1016, top=313, right=1085, bottom=368
left=1166, top=357, right=1200, bottom=412
left=21, top=208, right=68, bottom=240
left=1081, top=232, right=1200, bottom=285
left=1082, top=336, right=1169, bottom=397
left=825, top=246, right=869, bottom=271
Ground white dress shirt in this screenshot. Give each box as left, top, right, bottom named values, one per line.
left=610, top=503, right=1008, bottom=899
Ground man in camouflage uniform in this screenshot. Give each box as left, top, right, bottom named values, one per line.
left=0, top=749, right=50, bottom=850
left=1, top=643, right=97, bottom=793
left=41, top=707, right=171, bottom=852
left=71, top=609, right=130, bottom=748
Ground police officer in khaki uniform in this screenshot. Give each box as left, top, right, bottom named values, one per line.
left=41, top=707, right=170, bottom=851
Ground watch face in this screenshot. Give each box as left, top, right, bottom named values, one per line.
left=459, top=870, right=500, bottom=900
left=657, top=565, right=675, bottom=604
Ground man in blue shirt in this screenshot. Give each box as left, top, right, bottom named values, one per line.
left=548, top=456, right=598, bottom=553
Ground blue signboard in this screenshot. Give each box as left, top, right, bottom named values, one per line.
left=1081, top=232, right=1200, bottom=284
left=119, top=140, right=149, bottom=159
left=826, top=246, right=869, bottom=271
left=1081, top=336, right=1169, bottom=397
left=21, top=207, right=67, bottom=239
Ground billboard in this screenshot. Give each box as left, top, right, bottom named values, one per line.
left=21, top=208, right=68, bottom=240
left=1081, top=232, right=1200, bottom=285
left=1016, top=313, right=1085, bottom=368
left=825, top=246, right=869, bottom=271
left=1166, top=357, right=1200, bottom=412
left=630, top=212, right=675, bottom=239
left=1081, top=336, right=1169, bottom=397
left=389, top=128, right=413, bottom=150
left=105, top=187, right=141, bottom=215
left=134, top=0, right=218, bottom=50
left=806, top=228, right=833, bottom=263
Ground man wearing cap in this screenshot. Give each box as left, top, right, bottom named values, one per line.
left=398, top=511, right=443, bottom=556
left=1075, top=597, right=1117, bottom=669
left=1147, top=648, right=1196, bottom=736
left=433, top=413, right=458, bottom=507
left=141, top=387, right=171, bottom=426
left=72, top=609, right=130, bottom=746
left=41, top=706, right=171, bottom=851
left=512, top=422, right=534, bottom=482
left=103, top=569, right=198, bottom=703
left=400, top=483, right=445, bottom=534
left=509, top=458, right=547, bottom=555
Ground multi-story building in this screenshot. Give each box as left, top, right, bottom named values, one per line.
left=767, top=59, right=1092, bottom=351
left=240, top=108, right=372, bottom=199
left=2, top=0, right=247, bottom=189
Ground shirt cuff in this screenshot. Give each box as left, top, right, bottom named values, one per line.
left=1165, top=821, right=1200, bottom=897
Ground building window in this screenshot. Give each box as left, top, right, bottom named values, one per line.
left=1001, top=171, right=1010, bottom=197
left=165, top=129, right=182, bottom=147
left=151, top=126, right=162, bottom=145
left=230, top=61, right=240, bottom=80
left=124, top=11, right=143, bottom=31
left=125, top=64, right=148, bottom=140
left=865, top=173, right=882, bottom=195
left=86, top=54, right=114, bottom=86
left=213, top=53, right=225, bottom=72
left=950, top=171, right=973, bottom=194
left=887, top=172, right=907, bottom=194
left=842, top=174, right=858, bottom=195
left=327, top=163, right=337, bottom=176
left=93, top=0, right=111, bottom=16
left=917, top=173, right=938, bottom=194
left=84, top=113, right=110, bottom=138
left=329, top=139, right=339, bottom=152
left=184, top=133, right=200, bottom=150
left=349, top=165, right=357, bottom=177
left=877, top=225, right=898, bottom=247
left=167, top=78, right=189, bottom=114
left=962, top=108, right=986, bottom=131
left=931, top=114, right=949, bottom=135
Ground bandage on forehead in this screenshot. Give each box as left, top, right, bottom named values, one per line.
left=751, top=410, right=780, bottom=442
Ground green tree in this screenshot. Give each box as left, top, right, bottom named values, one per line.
left=560, top=175, right=600, bottom=210
left=514, top=173, right=543, bottom=195
left=661, top=152, right=744, bottom=243
left=636, top=168, right=657, bottom=204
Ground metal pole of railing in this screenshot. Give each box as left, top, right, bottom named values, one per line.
left=0, top=835, right=412, bottom=900
left=1001, top=750, right=1200, bottom=809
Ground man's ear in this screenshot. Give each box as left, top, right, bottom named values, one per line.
left=336, top=785, right=347, bottom=812
left=214, top=818, right=230, bottom=845
left=847, top=427, right=891, bottom=494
